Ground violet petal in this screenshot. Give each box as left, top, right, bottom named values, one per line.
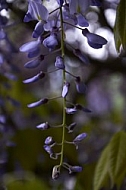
left=73, top=133, right=87, bottom=143
left=62, top=82, right=70, bottom=98
left=55, top=56, right=65, bottom=69
left=23, top=71, right=45, bottom=84
left=36, top=122, right=50, bottom=130
left=27, top=98, right=48, bottom=108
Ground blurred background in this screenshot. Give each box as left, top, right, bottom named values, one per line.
left=0, top=0, right=125, bottom=189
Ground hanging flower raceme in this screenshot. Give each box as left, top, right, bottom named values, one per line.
left=20, top=0, right=108, bottom=181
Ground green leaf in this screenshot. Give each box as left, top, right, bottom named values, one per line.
left=114, top=0, right=126, bottom=51
left=93, top=146, right=109, bottom=190
left=108, top=131, right=126, bottom=187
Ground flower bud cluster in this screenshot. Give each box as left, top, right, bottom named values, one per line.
left=20, top=0, right=107, bottom=179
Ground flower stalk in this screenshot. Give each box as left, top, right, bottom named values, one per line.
left=59, top=5, right=66, bottom=168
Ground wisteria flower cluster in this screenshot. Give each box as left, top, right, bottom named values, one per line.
left=20, top=0, right=107, bottom=179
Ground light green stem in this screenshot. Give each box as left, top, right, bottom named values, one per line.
left=59, top=6, right=66, bottom=167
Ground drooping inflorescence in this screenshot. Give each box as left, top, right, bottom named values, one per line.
left=20, top=0, right=107, bottom=179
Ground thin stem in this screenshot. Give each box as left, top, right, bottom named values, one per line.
left=59, top=6, right=66, bottom=167
left=63, top=21, right=83, bottom=30
left=65, top=70, right=77, bottom=78
left=49, top=7, right=60, bottom=15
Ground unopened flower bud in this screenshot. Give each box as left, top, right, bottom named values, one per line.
left=62, top=82, right=70, bottom=98
left=75, top=79, right=87, bottom=94
left=52, top=165, right=60, bottom=180
left=36, top=122, right=50, bottom=130
left=75, top=104, right=92, bottom=113
left=68, top=122, right=77, bottom=133
left=44, top=136, right=55, bottom=145
left=43, top=145, right=53, bottom=155
left=27, top=98, right=48, bottom=108
left=69, top=166, right=83, bottom=173
left=55, top=56, right=65, bottom=69
left=65, top=107, right=77, bottom=114
left=23, top=71, right=45, bottom=84
left=73, top=133, right=87, bottom=144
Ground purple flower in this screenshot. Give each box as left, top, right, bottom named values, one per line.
left=32, top=21, right=44, bottom=38
left=0, top=29, right=6, bottom=39
left=23, top=71, right=45, bottom=84
left=44, top=18, right=60, bottom=32
left=55, top=56, right=65, bottom=69
left=44, top=145, right=53, bottom=155
left=44, top=145, right=58, bottom=159
left=44, top=136, right=55, bottom=145
left=27, top=98, right=48, bottom=108
left=69, top=0, right=90, bottom=15
left=75, top=77, right=87, bottom=94
left=36, top=122, right=50, bottom=130
left=68, top=122, right=77, bottom=133
left=73, top=132, right=87, bottom=149
left=56, top=0, right=64, bottom=6
left=65, top=107, right=77, bottom=114
left=43, top=34, right=58, bottom=51
left=24, top=0, right=49, bottom=22
left=24, top=59, right=40, bottom=69
left=62, top=82, right=70, bottom=98
left=91, top=0, right=101, bottom=6
left=69, top=166, right=83, bottom=173
left=24, top=55, right=44, bottom=68
left=0, top=0, right=8, bottom=11
left=52, top=165, right=60, bottom=180
left=27, top=48, right=40, bottom=58
left=73, top=133, right=87, bottom=143
left=24, top=0, right=49, bottom=38
left=75, top=104, right=92, bottom=113
left=73, top=49, right=89, bottom=65
left=76, top=14, right=89, bottom=27
left=63, top=4, right=77, bottom=25
left=0, top=15, right=8, bottom=26
left=82, top=28, right=107, bottom=49
left=19, top=40, right=40, bottom=56
left=0, top=54, right=4, bottom=65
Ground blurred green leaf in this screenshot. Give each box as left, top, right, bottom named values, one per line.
left=93, top=146, right=109, bottom=190
left=94, top=131, right=126, bottom=190
left=108, top=131, right=126, bottom=187
left=114, top=0, right=126, bottom=51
